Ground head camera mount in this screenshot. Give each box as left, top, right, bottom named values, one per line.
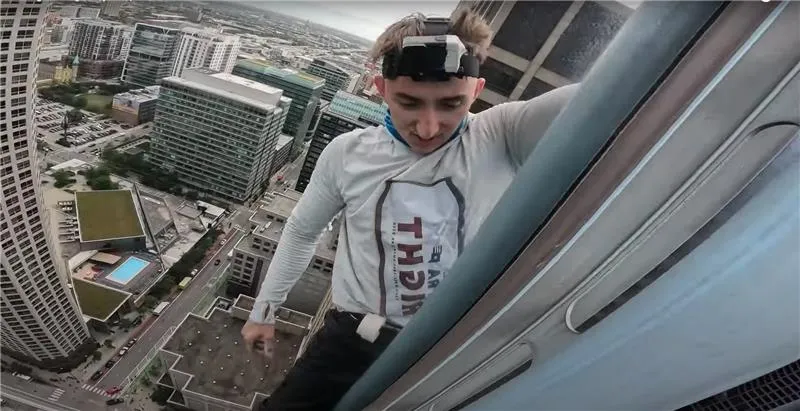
left=382, top=17, right=480, bottom=81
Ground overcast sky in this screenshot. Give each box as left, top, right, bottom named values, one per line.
left=253, top=1, right=459, bottom=41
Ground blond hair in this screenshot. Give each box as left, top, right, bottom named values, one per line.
left=368, top=8, right=493, bottom=65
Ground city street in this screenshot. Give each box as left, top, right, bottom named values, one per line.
left=94, top=224, right=248, bottom=389
left=1, top=372, right=118, bottom=411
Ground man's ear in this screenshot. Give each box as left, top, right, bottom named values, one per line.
left=473, top=77, right=486, bottom=99
left=374, top=75, right=387, bottom=97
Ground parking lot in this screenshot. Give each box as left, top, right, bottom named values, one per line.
left=35, top=97, right=136, bottom=157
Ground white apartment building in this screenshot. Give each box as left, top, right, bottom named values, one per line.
left=148, top=69, right=290, bottom=203
left=69, top=19, right=131, bottom=61
left=0, top=1, right=96, bottom=370
left=171, top=26, right=240, bottom=77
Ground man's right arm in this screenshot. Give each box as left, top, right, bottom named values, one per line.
left=248, top=139, right=346, bottom=324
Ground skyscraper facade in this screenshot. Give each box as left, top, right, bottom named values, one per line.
left=306, top=58, right=360, bottom=101
left=1, top=1, right=96, bottom=370
left=121, top=22, right=182, bottom=88
left=171, top=27, right=240, bottom=77
left=295, top=92, right=384, bottom=193
left=455, top=0, right=634, bottom=112
left=233, top=59, right=325, bottom=159
left=148, top=69, right=291, bottom=203
left=68, top=19, right=132, bottom=79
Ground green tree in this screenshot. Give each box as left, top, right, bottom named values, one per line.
left=142, top=295, right=159, bottom=308
left=92, top=351, right=102, bottom=361
left=67, top=108, right=83, bottom=124
left=103, top=339, right=114, bottom=348
left=72, top=95, right=88, bottom=109
left=87, top=173, right=118, bottom=190
left=52, top=170, right=75, bottom=188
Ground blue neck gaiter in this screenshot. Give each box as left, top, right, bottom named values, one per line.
left=384, top=110, right=467, bottom=149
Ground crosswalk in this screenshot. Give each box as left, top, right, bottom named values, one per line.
left=48, top=388, right=65, bottom=402
left=81, top=383, right=119, bottom=398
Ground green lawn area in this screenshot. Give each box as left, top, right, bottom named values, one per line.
left=75, top=190, right=144, bottom=241
left=72, top=278, right=130, bottom=321
left=79, top=93, right=112, bottom=113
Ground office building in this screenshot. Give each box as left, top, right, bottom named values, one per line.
left=68, top=19, right=132, bottom=79
left=270, top=134, right=294, bottom=177
left=233, top=59, right=325, bottom=159
left=0, top=2, right=97, bottom=370
left=295, top=92, right=384, bottom=193
left=111, top=85, right=160, bottom=125
left=148, top=69, right=291, bottom=203
left=156, top=295, right=313, bottom=410
left=306, top=58, right=360, bottom=101
left=172, top=27, right=240, bottom=77
left=455, top=0, right=634, bottom=112
left=100, top=1, right=122, bottom=18
left=121, top=22, right=183, bottom=88
left=305, top=99, right=329, bottom=141
left=328, top=90, right=387, bottom=126
left=228, top=190, right=338, bottom=314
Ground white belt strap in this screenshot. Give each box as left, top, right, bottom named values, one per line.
left=356, top=313, right=386, bottom=343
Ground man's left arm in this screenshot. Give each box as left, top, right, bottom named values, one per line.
left=498, top=84, right=579, bottom=168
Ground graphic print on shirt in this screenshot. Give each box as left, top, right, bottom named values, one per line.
left=375, top=178, right=465, bottom=318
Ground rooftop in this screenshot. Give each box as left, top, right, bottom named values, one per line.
left=113, top=86, right=160, bottom=103
left=161, top=308, right=304, bottom=408
left=72, top=278, right=131, bottom=322
left=276, top=134, right=293, bottom=151
left=235, top=59, right=325, bottom=88
left=210, top=72, right=283, bottom=96
left=266, top=192, right=299, bottom=218
left=164, top=69, right=285, bottom=111
left=75, top=190, right=145, bottom=242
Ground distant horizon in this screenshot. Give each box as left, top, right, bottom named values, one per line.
left=249, top=1, right=459, bottom=41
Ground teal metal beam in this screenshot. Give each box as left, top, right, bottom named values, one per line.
left=334, top=2, right=725, bottom=410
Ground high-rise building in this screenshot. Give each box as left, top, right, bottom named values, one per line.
left=328, top=90, right=387, bottom=126
left=228, top=190, right=338, bottom=314
left=156, top=294, right=313, bottom=411
left=295, top=92, right=384, bottom=193
left=1, top=2, right=97, bottom=371
left=233, top=59, right=325, bottom=159
left=306, top=58, right=360, bottom=101
left=148, top=69, right=291, bottom=203
left=121, top=22, right=183, bottom=88
left=100, top=1, right=122, bottom=18
left=454, top=0, right=634, bottom=112
left=68, top=19, right=132, bottom=79
left=171, top=27, right=240, bottom=77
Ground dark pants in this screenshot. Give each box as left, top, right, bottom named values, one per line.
left=260, top=310, right=398, bottom=411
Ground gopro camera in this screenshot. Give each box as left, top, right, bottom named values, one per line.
left=382, top=18, right=480, bottom=81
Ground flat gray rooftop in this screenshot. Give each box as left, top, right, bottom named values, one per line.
left=161, top=309, right=303, bottom=407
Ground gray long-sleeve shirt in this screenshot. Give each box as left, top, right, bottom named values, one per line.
left=250, top=84, right=578, bottom=326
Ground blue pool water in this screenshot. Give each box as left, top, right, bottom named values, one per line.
left=107, top=257, right=149, bottom=285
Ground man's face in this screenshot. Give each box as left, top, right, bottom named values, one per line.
left=375, top=74, right=485, bottom=154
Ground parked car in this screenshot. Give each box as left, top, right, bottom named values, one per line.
left=126, top=338, right=137, bottom=348
left=106, top=398, right=124, bottom=405
left=105, top=360, right=115, bottom=368
left=90, top=370, right=104, bottom=381
left=118, top=348, right=127, bottom=356
left=105, top=386, right=122, bottom=395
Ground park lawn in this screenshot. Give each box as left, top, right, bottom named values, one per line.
left=75, top=190, right=144, bottom=241
left=79, top=93, right=113, bottom=113
left=72, top=278, right=130, bottom=321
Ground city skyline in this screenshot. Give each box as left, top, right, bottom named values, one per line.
left=252, top=1, right=459, bottom=41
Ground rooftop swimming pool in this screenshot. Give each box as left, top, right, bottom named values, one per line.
left=106, top=257, right=149, bottom=285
